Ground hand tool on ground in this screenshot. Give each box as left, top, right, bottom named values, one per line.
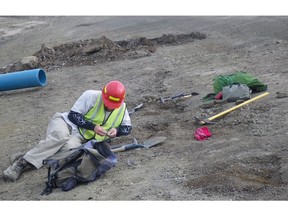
left=276, top=92, right=288, bottom=98
left=111, top=136, right=167, bottom=153
left=195, top=92, right=269, bottom=125
left=160, top=92, right=199, bottom=103
left=128, top=103, right=143, bottom=115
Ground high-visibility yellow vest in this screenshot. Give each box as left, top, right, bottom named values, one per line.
left=79, top=95, right=126, bottom=141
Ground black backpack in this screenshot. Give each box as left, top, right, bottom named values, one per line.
left=41, top=141, right=117, bottom=195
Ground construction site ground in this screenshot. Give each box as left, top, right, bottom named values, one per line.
left=0, top=17, right=288, bottom=211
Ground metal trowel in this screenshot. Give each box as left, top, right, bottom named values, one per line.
left=111, top=136, right=167, bottom=153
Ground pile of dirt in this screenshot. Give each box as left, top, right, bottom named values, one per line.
left=0, top=32, right=206, bottom=73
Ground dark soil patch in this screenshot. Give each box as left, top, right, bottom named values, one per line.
left=185, top=152, right=284, bottom=198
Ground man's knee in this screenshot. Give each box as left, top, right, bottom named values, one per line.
left=49, top=130, right=70, bottom=142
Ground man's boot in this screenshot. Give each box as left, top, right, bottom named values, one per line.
left=3, top=157, right=29, bottom=182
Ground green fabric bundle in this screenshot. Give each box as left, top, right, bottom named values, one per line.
left=213, top=71, right=267, bottom=94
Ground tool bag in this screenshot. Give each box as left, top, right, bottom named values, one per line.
left=41, top=141, right=117, bottom=195
left=222, top=83, right=251, bottom=102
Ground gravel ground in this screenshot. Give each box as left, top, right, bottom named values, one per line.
left=0, top=15, right=287, bottom=214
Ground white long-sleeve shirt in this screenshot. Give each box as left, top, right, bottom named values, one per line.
left=61, top=90, right=131, bottom=135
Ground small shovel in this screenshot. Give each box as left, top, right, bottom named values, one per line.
left=128, top=103, right=143, bottom=115
left=111, top=136, right=167, bottom=153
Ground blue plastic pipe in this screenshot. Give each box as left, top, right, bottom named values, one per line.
left=0, top=68, right=47, bottom=91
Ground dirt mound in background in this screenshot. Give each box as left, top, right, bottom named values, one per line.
left=0, top=32, right=206, bottom=73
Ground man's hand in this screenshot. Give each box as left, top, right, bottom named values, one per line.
left=94, top=125, right=117, bottom=138
left=106, top=128, right=117, bottom=138
left=94, top=125, right=108, bottom=136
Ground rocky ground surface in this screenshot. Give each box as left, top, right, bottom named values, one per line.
left=0, top=16, right=288, bottom=202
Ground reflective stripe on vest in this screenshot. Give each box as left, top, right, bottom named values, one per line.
left=79, top=95, right=126, bottom=141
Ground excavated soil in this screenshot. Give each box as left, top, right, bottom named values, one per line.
left=0, top=16, right=288, bottom=203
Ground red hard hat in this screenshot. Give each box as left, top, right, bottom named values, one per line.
left=102, top=81, right=126, bottom=109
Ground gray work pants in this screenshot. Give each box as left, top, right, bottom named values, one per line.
left=23, top=112, right=85, bottom=169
